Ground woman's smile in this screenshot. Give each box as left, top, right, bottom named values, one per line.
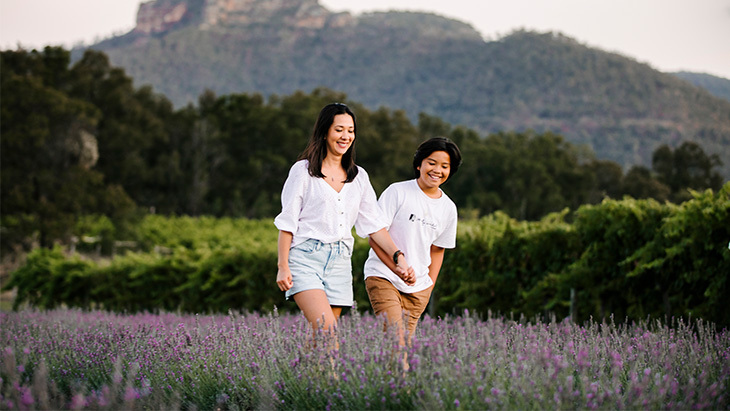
left=326, top=114, right=355, bottom=157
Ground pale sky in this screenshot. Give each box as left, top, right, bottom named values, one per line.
left=1, top=0, right=729, bottom=79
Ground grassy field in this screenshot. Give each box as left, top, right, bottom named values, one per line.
left=1, top=308, right=728, bottom=410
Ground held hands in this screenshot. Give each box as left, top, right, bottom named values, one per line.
left=394, top=255, right=416, bottom=286
left=367, top=230, right=416, bottom=286
left=276, top=267, right=293, bottom=291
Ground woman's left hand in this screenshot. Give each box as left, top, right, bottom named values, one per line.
left=395, top=257, right=416, bottom=286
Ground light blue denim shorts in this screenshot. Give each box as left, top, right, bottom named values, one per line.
left=285, top=238, right=353, bottom=307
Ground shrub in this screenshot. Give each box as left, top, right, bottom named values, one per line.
left=4, top=185, right=729, bottom=327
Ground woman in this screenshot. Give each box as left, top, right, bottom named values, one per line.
left=275, top=103, right=414, bottom=334
left=364, top=137, right=461, bottom=344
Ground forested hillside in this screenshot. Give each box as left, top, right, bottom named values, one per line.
left=1, top=47, right=724, bottom=254
left=75, top=0, right=730, bottom=177
left=673, top=71, right=730, bottom=102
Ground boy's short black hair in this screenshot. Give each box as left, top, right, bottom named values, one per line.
left=412, top=137, right=462, bottom=181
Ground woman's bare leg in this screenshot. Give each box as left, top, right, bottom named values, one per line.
left=293, top=289, right=338, bottom=332
left=293, top=289, right=342, bottom=355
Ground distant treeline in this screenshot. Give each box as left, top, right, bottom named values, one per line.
left=1, top=47, right=725, bottom=253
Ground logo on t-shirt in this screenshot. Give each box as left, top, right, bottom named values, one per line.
left=408, top=213, right=437, bottom=230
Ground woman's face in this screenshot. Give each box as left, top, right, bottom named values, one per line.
left=417, top=150, right=451, bottom=191
left=325, top=114, right=355, bottom=158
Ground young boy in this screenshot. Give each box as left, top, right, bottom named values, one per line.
left=364, top=137, right=461, bottom=343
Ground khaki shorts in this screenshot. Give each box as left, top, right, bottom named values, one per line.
left=365, top=276, right=433, bottom=338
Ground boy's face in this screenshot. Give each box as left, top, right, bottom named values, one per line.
left=417, top=150, right=451, bottom=190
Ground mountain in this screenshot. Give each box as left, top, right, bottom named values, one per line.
left=673, top=72, right=730, bottom=102
left=77, top=0, right=730, bottom=177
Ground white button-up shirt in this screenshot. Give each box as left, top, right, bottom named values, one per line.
left=274, top=160, right=386, bottom=251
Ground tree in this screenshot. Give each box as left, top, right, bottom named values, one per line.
left=622, top=166, right=670, bottom=201
left=356, top=107, right=420, bottom=193
left=584, top=159, right=624, bottom=202
left=68, top=50, right=180, bottom=213
left=652, top=141, right=724, bottom=203
left=1, top=48, right=135, bottom=251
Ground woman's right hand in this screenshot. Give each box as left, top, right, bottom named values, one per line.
left=276, top=231, right=294, bottom=291
left=277, top=268, right=293, bottom=291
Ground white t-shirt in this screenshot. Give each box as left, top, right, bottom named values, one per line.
left=274, top=159, right=386, bottom=251
left=364, top=179, right=458, bottom=293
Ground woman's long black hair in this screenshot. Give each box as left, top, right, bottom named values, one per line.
left=298, top=103, right=359, bottom=182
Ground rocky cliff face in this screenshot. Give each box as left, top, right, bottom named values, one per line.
left=134, top=0, right=353, bottom=34
left=135, top=1, right=190, bottom=34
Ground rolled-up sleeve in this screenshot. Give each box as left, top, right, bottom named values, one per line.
left=274, top=162, right=307, bottom=233
left=354, top=169, right=387, bottom=238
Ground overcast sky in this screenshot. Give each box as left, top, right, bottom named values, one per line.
left=2, top=0, right=729, bottom=79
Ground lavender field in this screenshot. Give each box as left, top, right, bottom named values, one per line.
left=1, top=308, right=728, bottom=410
